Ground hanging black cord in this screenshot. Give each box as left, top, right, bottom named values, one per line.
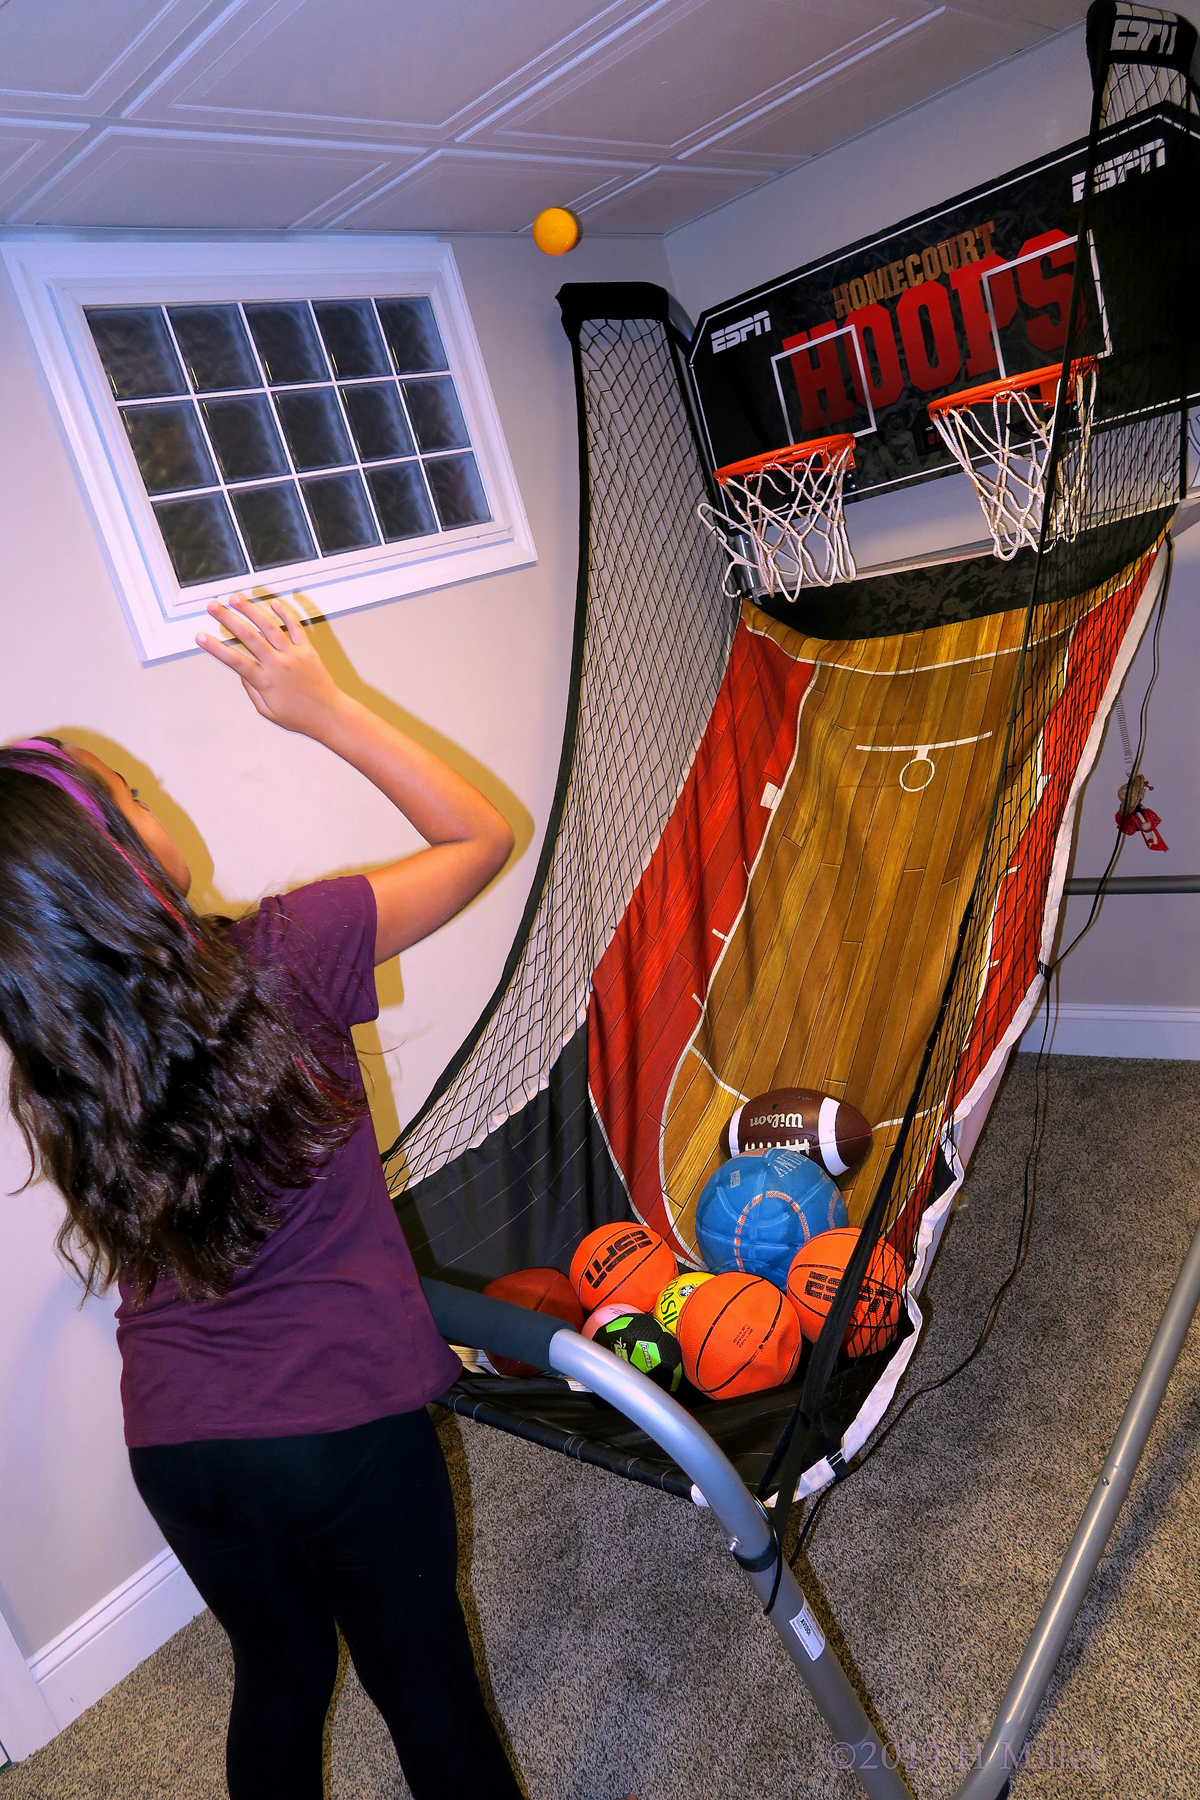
left=1049, top=537, right=1171, bottom=973
left=813, top=537, right=1172, bottom=1483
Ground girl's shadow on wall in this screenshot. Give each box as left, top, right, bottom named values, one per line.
left=58, top=625, right=532, bottom=1156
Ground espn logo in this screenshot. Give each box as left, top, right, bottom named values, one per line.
left=579, top=1227, right=652, bottom=1292
left=712, top=309, right=770, bottom=354
left=1072, top=136, right=1166, bottom=202
left=1110, top=15, right=1177, bottom=57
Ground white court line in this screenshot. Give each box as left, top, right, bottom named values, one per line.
left=872, top=1105, right=940, bottom=1130
left=855, top=731, right=993, bottom=754
left=746, top=610, right=1081, bottom=678
left=686, top=1046, right=750, bottom=1105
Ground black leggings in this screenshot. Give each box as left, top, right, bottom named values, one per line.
left=130, top=1409, right=522, bottom=1800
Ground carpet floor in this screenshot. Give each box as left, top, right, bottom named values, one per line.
left=3, top=1053, right=1198, bottom=1800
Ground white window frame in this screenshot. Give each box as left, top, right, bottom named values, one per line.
left=1, top=234, right=536, bottom=665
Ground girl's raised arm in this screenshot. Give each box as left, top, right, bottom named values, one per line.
left=198, top=595, right=514, bottom=962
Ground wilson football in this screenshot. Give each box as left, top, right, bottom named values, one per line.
left=726, top=1087, right=872, bottom=1179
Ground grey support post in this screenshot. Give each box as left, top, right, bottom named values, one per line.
left=424, top=1214, right=1200, bottom=1800
left=424, top=1278, right=912, bottom=1800
left=549, top=1333, right=914, bottom=1800
left=949, top=1208, right=1200, bottom=1800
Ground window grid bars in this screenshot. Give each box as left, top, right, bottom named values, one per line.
left=157, top=302, right=254, bottom=577
left=304, top=297, right=386, bottom=550
left=368, top=295, right=443, bottom=529
left=136, top=448, right=475, bottom=508
left=116, top=300, right=484, bottom=573
left=234, top=298, right=328, bottom=562
left=116, top=369, right=450, bottom=407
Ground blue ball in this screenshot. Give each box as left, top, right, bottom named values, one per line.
left=695, top=1149, right=849, bottom=1289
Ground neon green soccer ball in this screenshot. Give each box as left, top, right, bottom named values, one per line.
left=594, top=1311, right=684, bottom=1394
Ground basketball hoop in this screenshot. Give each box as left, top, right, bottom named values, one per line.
left=699, top=433, right=857, bottom=599
left=927, top=358, right=1097, bottom=561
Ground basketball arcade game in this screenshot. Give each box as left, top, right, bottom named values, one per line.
left=397, top=8, right=1200, bottom=1795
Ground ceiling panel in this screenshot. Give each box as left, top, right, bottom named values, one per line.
left=0, top=0, right=220, bottom=114
left=485, top=0, right=936, bottom=155
left=952, top=0, right=1094, bottom=22
left=330, top=150, right=643, bottom=234
left=0, top=0, right=1092, bottom=236
left=19, top=129, right=411, bottom=229
left=128, top=0, right=644, bottom=135
left=577, top=164, right=773, bottom=232
left=0, top=121, right=89, bottom=212
left=708, top=7, right=1044, bottom=160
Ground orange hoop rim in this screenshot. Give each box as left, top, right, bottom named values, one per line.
left=927, top=356, right=1098, bottom=421
left=714, top=432, right=856, bottom=485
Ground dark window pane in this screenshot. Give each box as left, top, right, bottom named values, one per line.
left=366, top=462, right=437, bottom=541
left=168, top=305, right=259, bottom=392
left=274, top=387, right=352, bottom=471
left=86, top=307, right=185, bottom=400
left=313, top=300, right=390, bottom=379
left=244, top=303, right=326, bottom=385
left=122, top=402, right=216, bottom=494
left=376, top=297, right=448, bottom=373
left=403, top=376, right=470, bottom=452
left=203, top=395, right=289, bottom=482
left=154, top=494, right=247, bottom=586
left=340, top=382, right=414, bottom=461
left=301, top=472, right=379, bottom=554
left=231, top=482, right=316, bottom=570
left=424, top=453, right=491, bottom=529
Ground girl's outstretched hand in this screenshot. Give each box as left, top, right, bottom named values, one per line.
left=197, top=591, right=515, bottom=961
left=197, top=595, right=343, bottom=737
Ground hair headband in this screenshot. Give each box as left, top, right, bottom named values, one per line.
left=7, top=739, right=198, bottom=942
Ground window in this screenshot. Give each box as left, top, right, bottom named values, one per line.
left=3, top=237, right=534, bottom=663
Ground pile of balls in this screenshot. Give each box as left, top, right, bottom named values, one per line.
left=480, top=1085, right=906, bottom=1400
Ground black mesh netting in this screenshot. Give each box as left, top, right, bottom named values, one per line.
left=760, top=0, right=1199, bottom=1523
left=384, top=308, right=736, bottom=1237
left=381, top=6, right=1197, bottom=1508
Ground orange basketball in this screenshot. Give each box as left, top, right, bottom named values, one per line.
left=785, top=1227, right=905, bottom=1357
left=570, top=1223, right=676, bottom=1314
left=676, top=1271, right=801, bottom=1398
left=483, top=1267, right=584, bottom=1377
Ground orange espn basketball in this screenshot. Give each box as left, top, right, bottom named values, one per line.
left=570, top=1223, right=676, bottom=1314
left=785, top=1228, right=905, bottom=1357
left=676, top=1271, right=801, bottom=1399
left=483, top=1267, right=584, bottom=1377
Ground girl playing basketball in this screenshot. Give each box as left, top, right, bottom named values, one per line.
left=0, top=594, right=524, bottom=1799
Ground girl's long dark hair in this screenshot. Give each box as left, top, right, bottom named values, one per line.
left=0, top=744, right=364, bottom=1305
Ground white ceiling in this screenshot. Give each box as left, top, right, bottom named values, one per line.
left=0, top=0, right=1088, bottom=236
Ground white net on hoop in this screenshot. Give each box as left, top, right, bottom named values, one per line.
left=930, top=364, right=1096, bottom=560
left=699, top=437, right=857, bottom=599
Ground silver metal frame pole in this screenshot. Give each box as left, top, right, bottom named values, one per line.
left=427, top=1205, right=1200, bottom=1800
left=549, top=1332, right=914, bottom=1800
left=1064, top=874, right=1200, bottom=894
left=949, top=1207, right=1200, bottom=1799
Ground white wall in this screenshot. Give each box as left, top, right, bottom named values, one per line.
left=664, top=18, right=1200, bottom=1022
left=0, top=227, right=669, bottom=1665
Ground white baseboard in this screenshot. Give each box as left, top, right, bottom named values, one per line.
left=25, top=1549, right=205, bottom=1740
left=1018, top=1002, right=1200, bottom=1060
left=0, top=1611, right=56, bottom=1764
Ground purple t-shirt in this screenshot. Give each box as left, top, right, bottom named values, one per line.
left=115, top=875, right=461, bottom=1448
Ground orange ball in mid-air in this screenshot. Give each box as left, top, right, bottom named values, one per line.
left=676, top=1271, right=801, bottom=1399
left=570, top=1222, right=676, bottom=1315
left=532, top=206, right=582, bottom=255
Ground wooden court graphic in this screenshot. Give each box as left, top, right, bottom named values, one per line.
left=589, top=554, right=1159, bottom=1261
